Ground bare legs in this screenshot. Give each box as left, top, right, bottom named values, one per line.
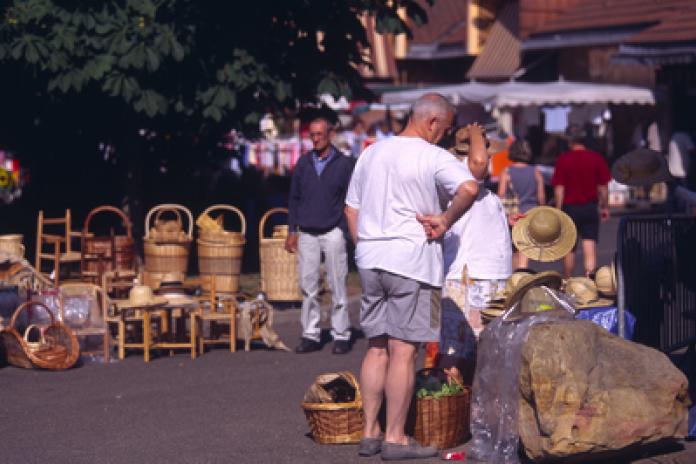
left=360, top=335, right=420, bottom=445
left=512, top=251, right=529, bottom=270
left=562, top=239, right=597, bottom=278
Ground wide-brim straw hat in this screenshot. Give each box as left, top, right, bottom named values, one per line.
left=450, top=126, right=496, bottom=156
left=504, top=271, right=563, bottom=311
left=594, top=262, right=617, bottom=297
left=564, top=277, right=614, bottom=309
left=512, top=207, right=577, bottom=262
left=115, top=285, right=168, bottom=310
left=611, top=148, right=671, bottom=186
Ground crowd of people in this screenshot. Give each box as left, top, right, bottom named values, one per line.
left=284, top=92, right=690, bottom=459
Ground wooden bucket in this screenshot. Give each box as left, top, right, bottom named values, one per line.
left=0, top=301, right=80, bottom=370
left=143, top=204, right=192, bottom=274
left=197, top=204, right=246, bottom=294
left=81, top=206, right=135, bottom=278
left=259, top=208, right=302, bottom=301
left=0, top=234, right=24, bottom=259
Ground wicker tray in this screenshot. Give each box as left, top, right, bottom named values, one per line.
left=301, top=371, right=364, bottom=444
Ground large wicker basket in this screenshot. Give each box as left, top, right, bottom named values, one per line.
left=259, top=208, right=301, bottom=301
left=301, top=371, right=364, bottom=444
left=413, top=373, right=471, bottom=450
left=197, top=204, right=246, bottom=294
left=143, top=204, right=193, bottom=288
left=81, top=205, right=135, bottom=280
left=0, top=301, right=80, bottom=370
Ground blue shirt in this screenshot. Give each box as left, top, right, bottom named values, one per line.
left=312, top=147, right=338, bottom=176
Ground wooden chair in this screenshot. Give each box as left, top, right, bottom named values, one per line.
left=35, top=209, right=83, bottom=286
left=196, top=276, right=237, bottom=354
left=58, top=282, right=112, bottom=362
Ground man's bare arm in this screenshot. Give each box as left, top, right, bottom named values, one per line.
left=417, top=180, right=479, bottom=240
left=344, top=206, right=359, bottom=245
left=554, top=185, right=564, bottom=209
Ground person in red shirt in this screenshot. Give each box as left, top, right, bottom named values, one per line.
left=551, top=125, right=611, bottom=278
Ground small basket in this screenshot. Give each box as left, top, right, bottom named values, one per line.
left=197, top=204, right=246, bottom=294
left=259, top=208, right=301, bottom=301
left=143, top=204, right=193, bottom=276
left=301, top=371, right=364, bottom=444
left=413, top=370, right=471, bottom=450
left=0, top=301, right=80, bottom=370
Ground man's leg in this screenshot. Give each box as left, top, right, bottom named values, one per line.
left=360, top=335, right=388, bottom=439
left=384, top=337, right=419, bottom=445
left=581, top=239, right=597, bottom=277
left=320, top=228, right=350, bottom=341
left=298, top=232, right=322, bottom=343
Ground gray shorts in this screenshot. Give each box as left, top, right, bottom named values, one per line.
left=358, top=268, right=441, bottom=342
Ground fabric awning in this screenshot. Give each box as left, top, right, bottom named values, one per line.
left=380, top=80, right=655, bottom=108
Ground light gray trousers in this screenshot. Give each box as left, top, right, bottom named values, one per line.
left=298, top=227, right=350, bottom=342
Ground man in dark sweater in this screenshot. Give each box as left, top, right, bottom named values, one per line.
left=285, top=117, right=356, bottom=354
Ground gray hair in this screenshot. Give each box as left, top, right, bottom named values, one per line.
left=410, top=93, right=454, bottom=122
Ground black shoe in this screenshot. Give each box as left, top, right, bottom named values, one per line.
left=295, top=338, right=321, bottom=354
left=332, top=340, right=351, bottom=355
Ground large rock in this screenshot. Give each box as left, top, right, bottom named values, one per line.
left=518, top=320, right=689, bottom=462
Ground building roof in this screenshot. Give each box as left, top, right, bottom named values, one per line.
left=405, top=0, right=470, bottom=60
left=467, top=2, right=520, bottom=80
left=624, top=6, right=696, bottom=44
left=530, top=0, right=694, bottom=36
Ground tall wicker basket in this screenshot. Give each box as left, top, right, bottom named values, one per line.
left=259, top=208, right=302, bottom=301
left=301, top=371, right=364, bottom=444
left=81, top=205, right=135, bottom=281
left=197, top=204, right=246, bottom=294
left=143, top=204, right=193, bottom=288
left=0, top=301, right=80, bottom=370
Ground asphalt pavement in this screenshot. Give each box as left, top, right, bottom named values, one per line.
left=2, top=214, right=695, bottom=464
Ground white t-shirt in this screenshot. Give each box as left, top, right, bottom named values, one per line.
left=443, top=188, right=512, bottom=281
left=345, top=136, right=474, bottom=287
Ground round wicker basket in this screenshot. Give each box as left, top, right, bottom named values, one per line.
left=0, top=301, right=80, bottom=370
left=143, top=204, right=193, bottom=276
left=413, top=374, right=471, bottom=449
left=259, top=208, right=301, bottom=301
left=301, top=371, right=364, bottom=444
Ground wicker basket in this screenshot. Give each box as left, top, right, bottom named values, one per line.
left=0, top=301, right=80, bottom=370
left=301, top=371, right=364, bottom=444
left=197, top=204, right=246, bottom=294
left=143, top=204, right=193, bottom=276
left=413, top=373, right=471, bottom=450
left=81, top=205, right=135, bottom=279
left=259, top=208, right=302, bottom=301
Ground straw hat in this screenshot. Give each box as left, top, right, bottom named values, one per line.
left=115, top=284, right=167, bottom=309
left=512, top=207, right=577, bottom=262
left=564, top=277, right=614, bottom=309
left=611, top=148, right=671, bottom=186
left=450, top=126, right=493, bottom=156
left=504, top=271, right=563, bottom=311
left=594, top=263, right=617, bottom=297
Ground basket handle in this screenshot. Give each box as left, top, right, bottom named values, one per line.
left=201, top=204, right=247, bottom=236
left=8, top=301, right=56, bottom=329
left=23, top=324, right=46, bottom=344
left=338, top=370, right=362, bottom=405
left=145, top=204, right=193, bottom=239
left=259, top=207, right=289, bottom=240
left=83, top=205, right=133, bottom=240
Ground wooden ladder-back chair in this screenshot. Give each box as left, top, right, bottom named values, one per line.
left=197, top=275, right=237, bottom=354
left=58, top=282, right=112, bottom=363
left=35, top=209, right=83, bottom=286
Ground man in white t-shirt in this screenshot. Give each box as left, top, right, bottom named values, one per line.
left=438, top=125, right=512, bottom=383
left=345, top=94, right=479, bottom=460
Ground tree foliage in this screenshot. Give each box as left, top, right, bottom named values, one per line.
left=0, top=0, right=432, bottom=129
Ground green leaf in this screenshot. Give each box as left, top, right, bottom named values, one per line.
left=202, top=105, right=222, bottom=122
left=317, top=76, right=339, bottom=96
left=170, top=37, right=184, bottom=61
left=25, top=42, right=39, bottom=63
left=145, top=47, right=159, bottom=71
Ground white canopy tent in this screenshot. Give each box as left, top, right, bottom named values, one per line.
left=380, top=80, right=655, bottom=109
